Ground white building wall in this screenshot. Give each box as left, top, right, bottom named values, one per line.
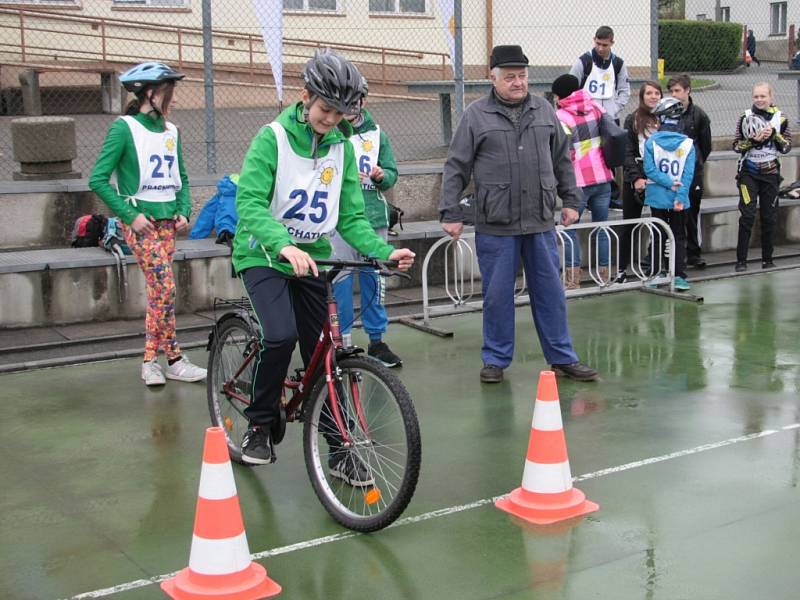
left=492, top=0, right=652, bottom=67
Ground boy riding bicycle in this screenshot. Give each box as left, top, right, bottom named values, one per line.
left=232, top=49, right=414, bottom=481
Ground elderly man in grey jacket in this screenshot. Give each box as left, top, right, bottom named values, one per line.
left=439, top=45, right=598, bottom=383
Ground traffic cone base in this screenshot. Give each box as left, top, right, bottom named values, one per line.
left=161, top=563, right=281, bottom=600
left=496, top=486, right=599, bottom=526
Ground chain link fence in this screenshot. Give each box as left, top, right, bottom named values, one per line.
left=0, top=0, right=797, bottom=181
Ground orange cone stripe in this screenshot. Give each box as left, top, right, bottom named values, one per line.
left=526, top=429, right=569, bottom=464
left=193, top=496, right=246, bottom=539
left=203, top=427, right=232, bottom=464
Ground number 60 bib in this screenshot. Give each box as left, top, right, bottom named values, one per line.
left=269, top=122, right=344, bottom=242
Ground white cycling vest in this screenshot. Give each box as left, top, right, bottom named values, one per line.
left=584, top=62, right=615, bottom=100
left=744, top=109, right=782, bottom=164
left=115, top=115, right=182, bottom=203
left=268, top=122, right=343, bottom=243
left=652, top=137, right=694, bottom=182
left=349, top=127, right=380, bottom=191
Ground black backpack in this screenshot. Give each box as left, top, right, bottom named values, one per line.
left=579, top=53, right=624, bottom=90
left=71, top=214, right=107, bottom=248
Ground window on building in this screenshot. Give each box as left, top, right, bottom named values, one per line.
left=283, top=0, right=340, bottom=11
left=113, top=0, right=188, bottom=6
left=696, top=14, right=707, bottom=21
left=369, top=0, right=428, bottom=15
left=720, top=6, right=730, bottom=22
left=770, top=2, right=787, bottom=35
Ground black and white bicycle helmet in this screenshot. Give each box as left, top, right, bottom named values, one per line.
left=741, top=113, right=768, bottom=140
left=302, top=49, right=365, bottom=116
left=652, top=96, right=684, bottom=120
left=120, top=62, right=185, bottom=93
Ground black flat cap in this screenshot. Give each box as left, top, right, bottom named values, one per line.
left=490, top=45, right=529, bottom=69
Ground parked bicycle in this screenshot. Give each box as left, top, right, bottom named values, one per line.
left=206, top=258, right=421, bottom=532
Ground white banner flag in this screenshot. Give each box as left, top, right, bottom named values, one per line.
left=437, top=0, right=455, bottom=76
left=252, top=0, right=284, bottom=103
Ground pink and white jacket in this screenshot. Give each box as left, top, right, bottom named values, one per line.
left=556, top=89, right=614, bottom=188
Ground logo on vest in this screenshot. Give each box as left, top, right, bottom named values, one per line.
left=165, top=137, right=175, bottom=152
left=675, top=148, right=684, bottom=158
left=362, top=139, right=374, bottom=152
left=318, top=158, right=338, bottom=186
left=603, top=73, right=611, bottom=82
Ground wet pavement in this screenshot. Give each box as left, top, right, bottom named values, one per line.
left=1, top=271, right=800, bottom=599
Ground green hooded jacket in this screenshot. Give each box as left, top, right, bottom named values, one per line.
left=232, top=102, right=395, bottom=276
left=347, top=108, right=399, bottom=229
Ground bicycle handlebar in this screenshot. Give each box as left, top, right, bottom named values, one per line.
left=279, top=256, right=412, bottom=280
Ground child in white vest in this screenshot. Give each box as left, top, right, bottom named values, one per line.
left=642, top=97, right=696, bottom=291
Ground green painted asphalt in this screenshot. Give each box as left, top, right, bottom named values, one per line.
left=1, top=271, right=799, bottom=599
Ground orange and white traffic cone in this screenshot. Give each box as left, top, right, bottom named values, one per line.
left=496, top=371, right=599, bottom=525
left=161, top=427, right=281, bottom=599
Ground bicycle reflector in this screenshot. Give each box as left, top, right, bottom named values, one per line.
left=364, top=488, right=382, bottom=505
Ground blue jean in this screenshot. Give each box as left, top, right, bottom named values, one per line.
left=564, top=182, right=612, bottom=267
left=476, top=230, right=579, bottom=368
left=330, top=229, right=389, bottom=340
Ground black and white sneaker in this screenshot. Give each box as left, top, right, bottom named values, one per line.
left=241, top=425, right=271, bottom=465
left=329, top=451, right=375, bottom=487
left=368, top=340, right=402, bottom=368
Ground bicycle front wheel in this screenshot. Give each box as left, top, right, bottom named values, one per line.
left=207, top=316, right=256, bottom=465
left=303, top=356, right=421, bottom=532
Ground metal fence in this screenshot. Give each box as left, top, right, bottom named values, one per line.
left=0, top=0, right=797, bottom=181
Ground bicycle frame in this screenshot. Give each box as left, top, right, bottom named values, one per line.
left=217, top=267, right=374, bottom=446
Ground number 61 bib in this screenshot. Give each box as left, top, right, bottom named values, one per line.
left=269, top=122, right=344, bottom=242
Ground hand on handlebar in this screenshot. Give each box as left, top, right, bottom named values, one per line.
left=279, top=245, right=319, bottom=277
left=388, top=248, right=415, bottom=272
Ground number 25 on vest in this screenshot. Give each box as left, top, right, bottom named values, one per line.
left=283, top=189, right=329, bottom=224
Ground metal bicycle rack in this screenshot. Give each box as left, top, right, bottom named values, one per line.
left=400, top=216, right=701, bottom=337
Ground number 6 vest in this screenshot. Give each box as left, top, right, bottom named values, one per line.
left=350, top=127, right=380, bottom=191
left=269, top=122, right=344, bottom=242
left=116, top=115, right=182, bottom=203
left=652, top=137, right=694, bottom=181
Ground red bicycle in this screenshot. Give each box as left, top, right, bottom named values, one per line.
left=206, top=258, right=421, bottom=532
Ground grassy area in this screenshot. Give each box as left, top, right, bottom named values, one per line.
left=658, top=76, right=715, bottom=89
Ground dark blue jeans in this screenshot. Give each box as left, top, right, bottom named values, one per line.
left=476, top=230, right=579, bottom=368
left=564, top=182, right=612, bottom=267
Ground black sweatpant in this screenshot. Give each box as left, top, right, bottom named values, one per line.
left=736, top=171, right=780, bottom=263
left=241, top=266, right=327, bottom=427
left=650, top=207, right=688, bottom=279
left=685, top=175, right=704, bottom=262
left=619, top=181, right=645, bottom=271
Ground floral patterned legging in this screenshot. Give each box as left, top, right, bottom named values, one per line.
left=124, top=220, right=182, bottom=362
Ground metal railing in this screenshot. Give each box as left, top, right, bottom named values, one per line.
left=0, top=7, right=450, bottom=86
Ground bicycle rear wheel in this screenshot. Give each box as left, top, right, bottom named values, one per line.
left=303, top=355, right=421, bottom=532
left=207, top=316, right=256, bottom=465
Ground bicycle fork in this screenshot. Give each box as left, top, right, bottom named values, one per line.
left=324, top=292, right=372, bottom=447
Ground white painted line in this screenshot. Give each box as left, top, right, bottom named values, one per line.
left=65, top=424, right=797, bottom=599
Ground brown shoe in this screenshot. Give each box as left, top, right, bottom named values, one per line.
left=564, top=267, right=582, bottom=290
left=480, top=364, right=504, bottom=383
left=551, top=362, right=599, bottom=381
left=598, top=266, right=610, bottom=284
